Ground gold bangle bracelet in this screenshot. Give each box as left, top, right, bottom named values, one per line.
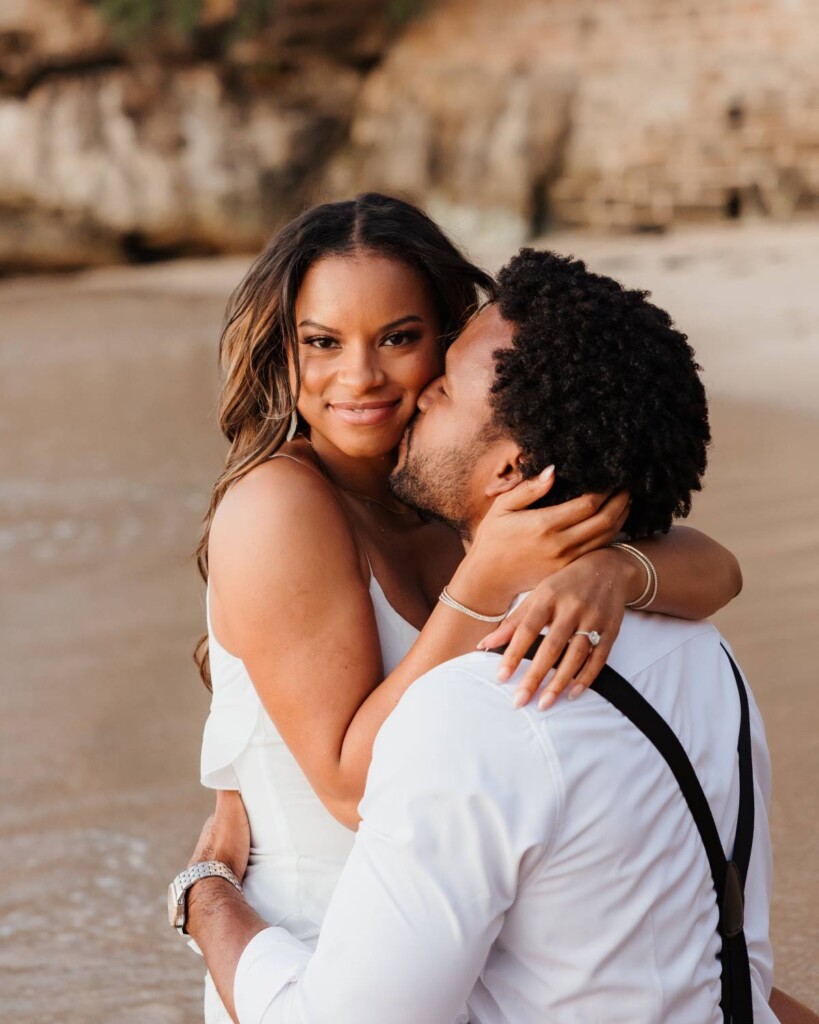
left=609, top=542, right=659, bottom=610
left=438, top=586, right=508, bottom=623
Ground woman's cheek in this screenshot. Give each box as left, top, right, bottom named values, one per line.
left=403, top=346, right=443, bottom=397
left=298, top=358, right=328, bottom=401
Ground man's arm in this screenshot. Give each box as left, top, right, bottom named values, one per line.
left=189, top=880, right=267, bottom=1022
left=187, top=669, right=556, bottom=1024
left=182, top=791, right=265, bottom=1022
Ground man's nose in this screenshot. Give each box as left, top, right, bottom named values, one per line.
left=337, top=344, right=387, bottom=393
left=416, top=376, right=443, bottom=412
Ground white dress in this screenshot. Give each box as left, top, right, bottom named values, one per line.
left=199, top=561, right=420, bottom=1022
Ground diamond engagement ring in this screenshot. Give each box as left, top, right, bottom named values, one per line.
left=574, top=630, right=602, bottom=647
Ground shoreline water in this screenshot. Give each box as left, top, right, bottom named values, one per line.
left=1, top=221, right=817, bottom=1019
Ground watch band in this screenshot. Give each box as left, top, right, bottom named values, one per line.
left=178, top=860, right=243, bottom=893
left=168, top=860, right=243, bottom=936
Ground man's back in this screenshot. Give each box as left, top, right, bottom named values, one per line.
left=371, top=613, right=775, bottom=1024
left=231, top=613, right=776, bottom=1024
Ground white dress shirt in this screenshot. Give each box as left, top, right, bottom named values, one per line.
left=233, top=613, right=775, bottom=1024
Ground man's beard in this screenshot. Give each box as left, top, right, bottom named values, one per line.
left=389, top=419, right=477, bottom=540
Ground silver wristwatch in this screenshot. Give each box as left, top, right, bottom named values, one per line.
left=167, top=860, right=243, bottom=936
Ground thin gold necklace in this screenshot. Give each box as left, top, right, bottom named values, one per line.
left=303, top=435, right=412, bottom=516
left=338, top=486, right=413, bottom=516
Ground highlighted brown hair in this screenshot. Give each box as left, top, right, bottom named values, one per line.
left=194, top=193, right=494, bottom=687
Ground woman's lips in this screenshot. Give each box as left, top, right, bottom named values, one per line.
left=329, top=399, right=401, bottom=426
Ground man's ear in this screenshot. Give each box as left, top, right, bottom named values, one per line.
left=483, top=445, right=527, bottom=498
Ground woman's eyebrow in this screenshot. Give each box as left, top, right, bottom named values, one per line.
left=378, top=315, right=424, bottom=331
left=297, top=315, right=423, bottom=333
left=298, top=319, right=341, bottom=333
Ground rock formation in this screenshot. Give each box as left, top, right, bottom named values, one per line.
left=326, top=0, right=819, bottom=238
left=2, top=0, right=818, bottom=271
left=0, top=0, right=389, bottom=271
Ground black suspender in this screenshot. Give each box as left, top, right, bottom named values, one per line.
left=492, top=637, right=755, bottom=1023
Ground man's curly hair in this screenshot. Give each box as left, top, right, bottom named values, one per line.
left=491, top=249, right=710, bottom=537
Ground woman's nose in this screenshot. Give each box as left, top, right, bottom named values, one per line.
left=337, top=345, right=387, bottom=393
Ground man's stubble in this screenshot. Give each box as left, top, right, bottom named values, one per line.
left=389, top=418, right=479, bottom=540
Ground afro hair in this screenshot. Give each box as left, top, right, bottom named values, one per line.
left=491, top=249, right=710, bottom=537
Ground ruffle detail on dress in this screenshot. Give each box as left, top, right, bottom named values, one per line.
left=200, top=650, right=263, bottom=790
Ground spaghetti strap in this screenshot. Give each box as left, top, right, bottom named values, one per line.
left=268, top=451, right=324, bottom=476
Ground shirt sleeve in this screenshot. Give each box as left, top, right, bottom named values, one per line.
left=234, top=667, right=557, bottom=1024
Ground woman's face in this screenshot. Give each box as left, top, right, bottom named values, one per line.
left=292, top=251, right=444, bottom=460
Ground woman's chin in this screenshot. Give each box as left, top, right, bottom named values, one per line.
left=302, top=407, right=406, bottom=457
left=312, top=423, right=405, bottom=461
left=340, top=433, right=403, bottom=460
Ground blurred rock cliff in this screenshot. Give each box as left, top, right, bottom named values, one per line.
left=1, top=0, right=818, bottom=272
left=0, top=0, right=389, bottom=270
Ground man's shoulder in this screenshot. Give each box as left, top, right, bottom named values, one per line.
left=365, top=658, right=560, bottom=843
left=382, top=654, right=526, bottom=751
left=371, top=656, right=551, bottom=792
left=608, top=613, right=723, bottom=682
left=370, top=617, right=731, bottom=792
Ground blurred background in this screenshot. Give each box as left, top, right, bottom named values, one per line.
left=1, top=1, right=817, bottom=1020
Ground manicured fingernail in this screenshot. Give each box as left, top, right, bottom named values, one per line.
left=568, top=684, right=584, bottom=701
left=497, top=665, right=511, bottom=683
left=476, top=640, right=486, bottom=650
left=538, top=691, right=556, bottom=711
left=540, top=464, right=555, bottom=480
left=513, top=689, right=529, bottom=709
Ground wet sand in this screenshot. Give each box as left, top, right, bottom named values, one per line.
left=1, top=221, right=817, bottom=1019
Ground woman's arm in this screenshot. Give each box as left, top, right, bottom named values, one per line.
left=209, top=461, right=624, bottom=829
left=477, top=524, right=743, bottom=711
left=627, top=524, right=742, bottom=618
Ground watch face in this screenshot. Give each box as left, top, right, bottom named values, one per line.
left=167, top=883, right=182, bottom=929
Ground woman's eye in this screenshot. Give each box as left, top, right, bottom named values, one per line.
left=382, top=331, right=420, bottom=347
left=303, top=335, right=339, bottom=350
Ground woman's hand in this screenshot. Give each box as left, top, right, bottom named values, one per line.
left=189, top=790, right=251, bottom=883
left=477, top=547, right=634, bottom=710
left=462, top=467, right=630, bottom=606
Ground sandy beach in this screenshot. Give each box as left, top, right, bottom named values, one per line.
left=1, top=220, right=817, bottom=1021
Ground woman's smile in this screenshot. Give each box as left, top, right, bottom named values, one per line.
left=329, top=399, right=403, bottom=426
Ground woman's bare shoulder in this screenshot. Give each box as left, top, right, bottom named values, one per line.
left=209, top=456, right=363, bottom=583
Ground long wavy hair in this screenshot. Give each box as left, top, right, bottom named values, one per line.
left=194, top=192, right=495, bottom=687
